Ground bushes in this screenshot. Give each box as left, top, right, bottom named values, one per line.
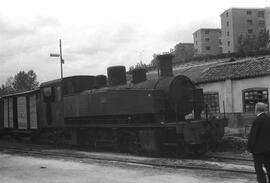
left=215, top=136, right=248, bottom=153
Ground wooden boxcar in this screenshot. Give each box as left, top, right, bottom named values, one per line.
left=0, top=98, right=3, bottom=133
left=2, top=89, right=40, bottom=131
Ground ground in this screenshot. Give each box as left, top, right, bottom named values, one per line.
left=0, top=152, right=256, bottom=183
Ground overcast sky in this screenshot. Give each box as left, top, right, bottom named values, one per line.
left=0, top=0, right=269, bottom=85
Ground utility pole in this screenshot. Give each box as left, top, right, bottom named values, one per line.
left=59, top=39, right=64, bottom=79
left=50, top=39, right=65, bottom=79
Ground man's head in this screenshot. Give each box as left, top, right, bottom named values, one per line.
left=255, top=102, right=268, bottom=114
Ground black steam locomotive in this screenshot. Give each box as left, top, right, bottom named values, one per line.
left=0, top=54, right=227, bottom=155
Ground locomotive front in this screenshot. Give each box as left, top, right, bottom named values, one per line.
left=142, top=54, right=226, bottom=154
left=133, top=54, right=203, bottom=121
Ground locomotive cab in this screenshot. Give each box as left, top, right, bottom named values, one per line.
left=39, top=76, right=95, bottom=128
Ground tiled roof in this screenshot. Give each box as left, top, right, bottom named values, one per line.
left=147, top=59, right=227, bottom=82
left=147, top=56, right=270, bottom=84
left=173, top=62, right=220, bottom=83
left=197, top=57, right=270, bottom=84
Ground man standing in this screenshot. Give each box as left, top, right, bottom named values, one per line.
left=247, top=102, right=270, bottom=183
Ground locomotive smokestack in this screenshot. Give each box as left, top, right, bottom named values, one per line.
left=131, top=68, right=147, bottom=83
left=156, top=54, right=174, bottom=77
left=107, top=66, right=127, bottom=86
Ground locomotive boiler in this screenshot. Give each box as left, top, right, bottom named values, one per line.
left=64, top=54, right=202, bottom=124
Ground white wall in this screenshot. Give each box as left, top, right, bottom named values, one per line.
left=197, top=81, right=227, bottom=113
left=198, top=76, right=270, bottom=113
left=231, top=76, right=270, bottom=112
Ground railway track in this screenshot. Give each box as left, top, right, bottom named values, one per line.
left=0, top=140, right=255, bottom=175
left=205, top=154, right=252, bottom=162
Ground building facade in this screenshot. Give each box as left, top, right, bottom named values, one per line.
left=193, top=28, right=221, bottom=56
left=220, top=8, right=266, bottom=53
left=265, top=7, right=270, bottom=48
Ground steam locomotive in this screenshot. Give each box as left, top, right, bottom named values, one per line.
left=0, top=54, right=227, bottom=155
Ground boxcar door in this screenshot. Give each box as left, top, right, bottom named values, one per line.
left=3, top=98, right=9, bottom=128
left=17, top=96, right=28, bottom=129
left=29, top=94, right=38, bottom=129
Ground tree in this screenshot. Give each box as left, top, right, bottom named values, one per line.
left=129, top=61, right=148, bottom=72
left=238, top=30, right=270, bottom=55
left=0, top=77, right=15, bottom=96
left=150, top=54, right=158, bottom=67
left=238, top=33, right=257, bottom=55
left=13, top=70, right=39, bottom=91
left=0, top=70, right=39, bottom=96
left=257, top=29, right=270, bottom=49
left=172, top=43, right=194, bottom=63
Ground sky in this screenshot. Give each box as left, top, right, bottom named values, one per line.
left=0, top=0, right=269, bottom=85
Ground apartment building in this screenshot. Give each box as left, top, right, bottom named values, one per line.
left=266, top=7, right=270, bottom=48
left=193, top=28, right=221, bottom=56
left=220, top=8, right=266, bottom=53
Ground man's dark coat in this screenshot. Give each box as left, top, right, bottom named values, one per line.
left=247, top=113, right=270, bottom=154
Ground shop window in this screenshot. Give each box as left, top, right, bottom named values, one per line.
left=243, top=88, right=268, bottom=112
left=204, top=92, right=220, bottom=113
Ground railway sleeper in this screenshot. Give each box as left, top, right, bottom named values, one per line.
left=94, top=139, right=117, bottom=149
